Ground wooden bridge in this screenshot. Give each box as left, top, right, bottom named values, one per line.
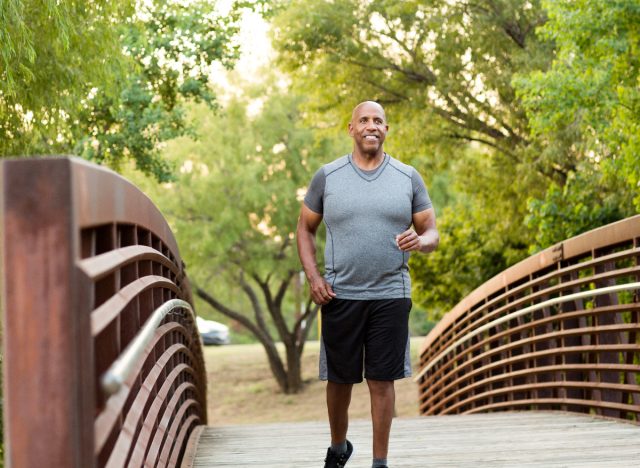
left=186, top=412, right=640, bottom=467
left=1, top=157, right=639, bottom=467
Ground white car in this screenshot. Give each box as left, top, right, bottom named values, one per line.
left=196, top=316, right=230, bottom=345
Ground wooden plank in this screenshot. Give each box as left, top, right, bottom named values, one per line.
left=188, top=412, right=640, bottom=467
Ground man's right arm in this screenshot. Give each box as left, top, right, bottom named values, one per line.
left=296, top=204, right=336, bottom=305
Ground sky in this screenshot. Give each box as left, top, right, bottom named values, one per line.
left=235, top=8, right=273, bottom=77
left=212, top=2, right=274, bottom=96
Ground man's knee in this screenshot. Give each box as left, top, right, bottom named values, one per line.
left=366, top=379, right=394, bottom=397
left=327, top=381, right=354, bottom=397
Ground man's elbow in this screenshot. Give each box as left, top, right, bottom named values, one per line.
left=296, top=220, right=317, bottom=244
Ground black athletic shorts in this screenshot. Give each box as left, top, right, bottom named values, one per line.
left=319, top=298, right=412, bottom=383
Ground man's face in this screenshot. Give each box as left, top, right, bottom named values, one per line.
left=348, top=102, right=388, bottom=156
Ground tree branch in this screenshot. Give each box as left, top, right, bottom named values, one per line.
left=238, top=273, right=270, bottom=338
left=275, top=270, right=295, bottom=308
left=251, top=272, right=292, bottom=345
left=195, top=286, right=269, bottom=344
left=295, top=298, right=320, bottom=356
left=343, top=56, right=437, bottom=86
left=361, top=77, right=409, bottom=101
left=196, top=285, right=290, bottom=392
left=445, top=132, right=519, bottom=161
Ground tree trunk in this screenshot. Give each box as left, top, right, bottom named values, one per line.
left=284, top=340, right=302, bottom=393
left=196, top=280, right=316, bottom=395
left=196, top=286, right=290, bottom=392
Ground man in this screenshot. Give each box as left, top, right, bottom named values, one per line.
left=296, top=101, right=439, bottom=468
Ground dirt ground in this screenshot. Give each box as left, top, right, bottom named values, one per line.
left=203, top=337, right=425, bottom=426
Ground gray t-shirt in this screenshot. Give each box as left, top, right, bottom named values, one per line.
left=304, top=153, right=432, bottom=299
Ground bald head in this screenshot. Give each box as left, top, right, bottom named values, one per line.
left=348, top=100, right=389, bottom=159
left=351, top=101, right=386, bottom=124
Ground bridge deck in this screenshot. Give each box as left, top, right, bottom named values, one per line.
left=187, top=411, right=640, bottom=467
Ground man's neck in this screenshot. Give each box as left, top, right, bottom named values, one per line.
left=351, top=149, right=385, bottom=170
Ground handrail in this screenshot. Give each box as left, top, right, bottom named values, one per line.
left=101, top=299, right=194, bottom=395
left=420, top=215, right=640, bottom=354
left=1, top=157, right=207, bottom=467
left=417, top=215, right=640, bottom=423
left=414, top=281, right=640, bottom=381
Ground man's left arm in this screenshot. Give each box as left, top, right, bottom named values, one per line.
left=396, top=208, right=439, bottom=253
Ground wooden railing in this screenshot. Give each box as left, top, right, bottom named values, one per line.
left=416, top=215, right=640, bottom=423
left=1, top=157, right=207, bottom=467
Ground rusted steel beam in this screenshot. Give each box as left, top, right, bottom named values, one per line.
left=1, top=158, right=95, bottom=468
left=1, top=157, right=207, bottom=467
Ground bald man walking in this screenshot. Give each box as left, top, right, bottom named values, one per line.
left=297, top=101, right=439, bottom=468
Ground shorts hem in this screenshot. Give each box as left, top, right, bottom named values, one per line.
left=321, top=376, right=364, bottom=384
left=364, top=373, right=411, bottom=382
left=332, top=293, right=410, bottom=300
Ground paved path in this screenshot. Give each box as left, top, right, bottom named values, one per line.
left=188, top=411, right=640, bottom=467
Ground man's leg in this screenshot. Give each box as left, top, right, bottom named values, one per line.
left=366, top=379, right=395, bottom=459
left=363, top=298, right=411, bottom=463
left=327, top=381, right=353, bottom=444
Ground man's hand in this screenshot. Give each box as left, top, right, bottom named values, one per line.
left=397, top=208, right=439, bottom=253
left=396, top=229, right=422, bottom=251
left=308, top=275, right=336, bottom=305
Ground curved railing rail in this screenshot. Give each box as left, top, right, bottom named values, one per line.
left=1, top=157, right=207, bottom=467
left=416, top=215, right=640, bottom=423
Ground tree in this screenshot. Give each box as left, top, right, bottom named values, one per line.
left=272, top=0, right=553, bottom=166
left=1, top=0, right=134, bottom=155
left=138, top=83, right=345, bottom=393
left=1, top=0, right=241, bottom=181
left=269, top=0, right=555, bottom=316
left=74, top=0, right=241, bottom=180
left=515, top=0, right=640, bottom=250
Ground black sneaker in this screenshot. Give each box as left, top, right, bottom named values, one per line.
left=323, top=440, right=353, bottom=468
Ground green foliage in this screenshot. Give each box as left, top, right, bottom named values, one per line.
left=0, top=0, right=134, bottom=154
left=0, top=1, right=133, bottom=98
left=409, top=305, right=437, bottom=337
left=515, top=0, right=640, bottom=247
left=130, top=78, right=345, bottom=391
left=411, top=198, right=525, bottom=318
left=74, top=0, right=240, bottom=180
left=270, top=0, right=555, bottom=317
left=1, top=0, right=240, bottom=181
left=525, top=170, right=628, bottom=252
left=154, top=87, right=340, bottom=286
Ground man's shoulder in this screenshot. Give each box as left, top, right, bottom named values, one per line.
left=386, top=155, right=415, bottom=178
left=321, top=154, right=351, bottom=176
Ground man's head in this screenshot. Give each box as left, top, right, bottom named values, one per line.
left=348, top=101, right=388, bottom=158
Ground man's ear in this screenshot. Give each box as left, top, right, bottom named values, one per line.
left=348, top=122, right=354, bottom=136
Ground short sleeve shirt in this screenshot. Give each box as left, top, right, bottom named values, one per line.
left=303, top=153, right=432, bottom=299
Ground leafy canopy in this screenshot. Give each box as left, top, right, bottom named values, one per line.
left=135, top=76, right=344, bottom=316
left=270, top=0, right=554, bottom=316
left=515, top=0, right=640, bottom=250
left=1, top=0, right=241, bottom=181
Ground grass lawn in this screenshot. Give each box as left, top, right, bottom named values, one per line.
left=203, top=337, right=426, bottom=426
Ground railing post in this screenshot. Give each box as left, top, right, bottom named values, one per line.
left=1, top=159, right=95, bottom=468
